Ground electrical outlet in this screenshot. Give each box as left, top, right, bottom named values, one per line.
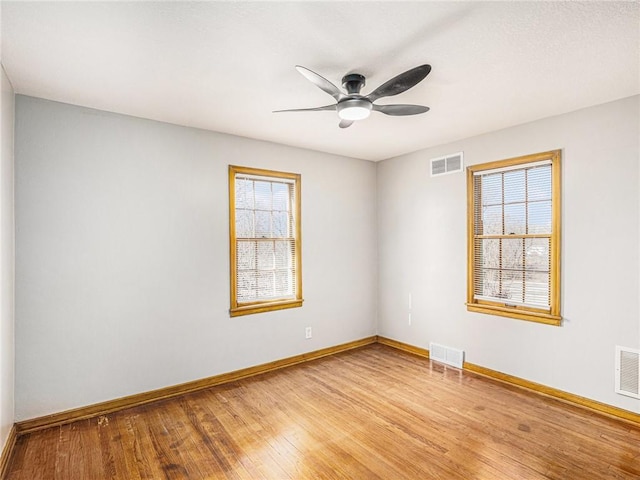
left=305, top=327, right=312, bottom=339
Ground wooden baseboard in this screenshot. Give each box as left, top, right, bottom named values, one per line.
left=464, top=362, right=640, bottom=425
left=377, top=336, right=639, bottom=426
left=14, top=334, right=639, bottom=437
left=376, top=336, right=430, bottom=359
left=16, top=336, right=377, bottom=435
left=0, top=425, right=17, bottom=480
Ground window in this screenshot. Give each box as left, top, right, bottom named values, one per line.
left=229, top=165, right=302, bottom=316
left=466, top=150, right=561, bottom=325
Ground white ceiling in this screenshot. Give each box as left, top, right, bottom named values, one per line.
left=2, top=1, right=638, bottom=161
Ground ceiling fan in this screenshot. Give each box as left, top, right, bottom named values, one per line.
left=274, top=64, right=431, bottom=128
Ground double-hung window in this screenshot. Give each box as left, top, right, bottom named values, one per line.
left=229, top=165, right=302, bottom=316
left=466, top=150, right=561, bottom=325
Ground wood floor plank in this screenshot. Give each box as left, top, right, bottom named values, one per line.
left=6, top=344, right=640, bottom=479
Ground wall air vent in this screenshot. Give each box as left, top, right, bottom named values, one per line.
left=430, top=152, right=463, bottom=177
left=429, top=342, right=464, bottom=369
left=615, top=346, right=640, bottom=399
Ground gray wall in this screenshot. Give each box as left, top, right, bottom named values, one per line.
left=0, top=64, right=15, bottom=447
left=15, top=96, right=378, bottom=420
left=377, top=95, right=640, bottom=413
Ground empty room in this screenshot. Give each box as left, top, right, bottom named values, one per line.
left=0, top=1, right=639, bottom=479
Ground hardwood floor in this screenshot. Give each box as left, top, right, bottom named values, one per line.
left=6, top=344, right=640, bottom=479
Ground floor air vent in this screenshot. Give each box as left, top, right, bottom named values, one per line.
left=615, top=346, right=640, bottom=399
left=429, top=343, right=464, bottom=369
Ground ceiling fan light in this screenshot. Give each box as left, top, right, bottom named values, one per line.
left=337, top=99, right=372, bottom=121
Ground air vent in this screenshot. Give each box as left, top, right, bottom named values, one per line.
left=430, top=152, right=463, bottom=177
left=615, top=346, right=640, bottom=399
left=429, top=342, right=464, bottom=369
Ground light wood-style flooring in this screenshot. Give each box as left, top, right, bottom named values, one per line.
left=6, top=344, right=640, bottom=479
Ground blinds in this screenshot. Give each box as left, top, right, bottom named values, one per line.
left=472, top=163, right=552, bottom=309
left=234, top=175, right=297, bottom=303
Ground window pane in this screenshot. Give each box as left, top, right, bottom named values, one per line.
left=272, top=211, right=288, bottom=237
left=524, top=271, right=549, bottom=307
left=476, top=268, right=503, bottom=299
left=272, top=182, right=289, bottom=210
left=254, top=181, right=272, bottom=210
left=237, top=241, right=256, bottom=270
left=257, top=241, right=274, bottom=269
left=476, top=238, right=500, bottom=269
left=481, top=173, right=502, bottom=205
left=528, top=201, right=552, bottom=234
left=501, top=270, right=524, bottom=304
left=503, top=170, right=525, bottom=203
left=237, top=271, right=257, bottom=301
left=275, top=269, right=293, bottom=296
left=275, top=241, right=292, bottom=268
left=528, top=166, right=552, bottom=201
left=501, top=238, right=524, bottom=271
left=257, top=271, right=274, bottom=298
left=525, top=237, right=550, bottom=272
left=236, top=209, right=254, bottom=238
left=235, top=179, right=254, bottom=209
left=504, top=203, right=526, bottom=235
left=482, top=205, right=503, bottom=235
left=255, top=211, right=271, bottom=238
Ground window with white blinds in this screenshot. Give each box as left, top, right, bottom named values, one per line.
left=229, top=165, right=302, bottom=317
left=466, top=150, right=561, bottom=325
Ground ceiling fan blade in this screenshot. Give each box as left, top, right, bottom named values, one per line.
left=372, top=104, right=430, bottom=116
left=366, top=65, right=431, bottom=102
left=339, top=119, right=354, bottom=128
left=295, top=66, right=344, bottom=101
left=273, top=104, right=337, bottom=113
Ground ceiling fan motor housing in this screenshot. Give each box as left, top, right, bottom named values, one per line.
left=338, top=73, right=372, bottom=120
left=342, top=73, right=366, bottom=95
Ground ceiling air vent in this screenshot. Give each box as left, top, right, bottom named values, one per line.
left=615, top=346, right=640, bottom=399
left=430, top=152, right=463, bottom=177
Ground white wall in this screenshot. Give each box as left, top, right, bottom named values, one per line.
left=378, top=95, right=640, bottom=413
left=0, top=64, right=16, bottom=447
left=14, top=93, right=640, bottom=421
left=14, top=96, right=378, bottom=420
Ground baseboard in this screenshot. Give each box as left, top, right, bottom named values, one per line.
left=376, top=336, right=430, bottom=359
left=16, top=336, right=377, bottom=435
left=0, top=425, right=17, bottom=480
left=464, top=362, right=640, bottom=425
left=15, top=334, right=639, bottom=436
left=377, top=336, right=640, bottom=426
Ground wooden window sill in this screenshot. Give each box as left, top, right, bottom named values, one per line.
left=230, top=299, right=304, bottom=317
left=466, top=303, right=561, bottom=326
